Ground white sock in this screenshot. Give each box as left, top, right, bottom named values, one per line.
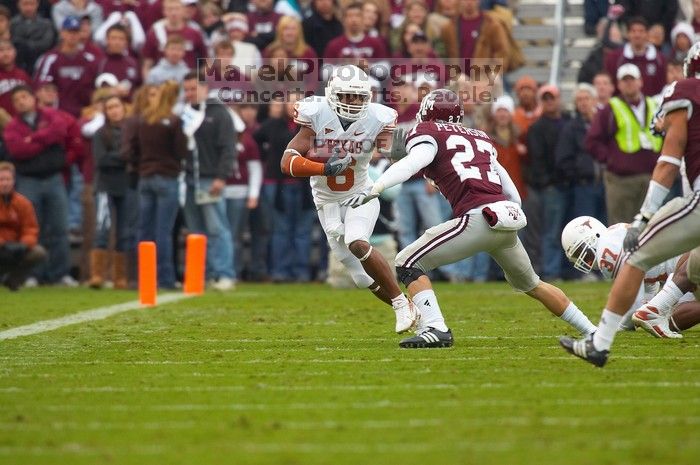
left=412, top=289, right=448, bottom=332
left=560, top=302, right=597, bottom=335
left=645, top=280, right=684, bottom=317
left=593, top=309, right=623, bottom=351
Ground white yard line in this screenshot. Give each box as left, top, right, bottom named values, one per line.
left=0, top=294, right=192, bottom=341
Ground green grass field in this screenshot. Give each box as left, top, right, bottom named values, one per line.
left=1, top=282, right=699, bottom=465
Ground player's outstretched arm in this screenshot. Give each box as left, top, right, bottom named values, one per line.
left=371, top=142, right=437, bottom=196
left=280, top=126, right=352, bottom=178
left=624, top=109, right=687, bottom=251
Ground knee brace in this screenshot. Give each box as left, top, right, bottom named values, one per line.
left=396, top=266, right=425, bottom=287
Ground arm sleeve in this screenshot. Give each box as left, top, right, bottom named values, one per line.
left=494, top=159, right=522, bottom=206
left=94, top=12, right=121, bottom=46
left=124, top=12, right=147, bottom=51
left=247, top=160, right=263, bottom=199
left=375, top=142, right=437, bottom=190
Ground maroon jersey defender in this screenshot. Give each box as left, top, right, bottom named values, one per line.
left=405, top=122, right=507, bottom=217
left=659, top=77, right=700, bottom=190
left=353, top=89, right=597, bottom=349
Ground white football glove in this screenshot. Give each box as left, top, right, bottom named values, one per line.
left=341, top=182, right=386, bottom=208
left=379, top=128, right=407, bottom=161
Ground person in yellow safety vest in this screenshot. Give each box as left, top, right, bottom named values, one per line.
left=584, top=63, right=663, bottom=225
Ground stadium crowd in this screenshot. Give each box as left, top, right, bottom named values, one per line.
left=0, top=0, right=696, bottom=291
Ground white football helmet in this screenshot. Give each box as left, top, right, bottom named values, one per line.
left=561, top=216, right=607, bottom=273
left=325, top=65, right=372, bottom=121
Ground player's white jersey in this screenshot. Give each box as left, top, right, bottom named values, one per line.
left=596, top=223, right=679, bottom=295
left=294, top=96, right=397, bottom=207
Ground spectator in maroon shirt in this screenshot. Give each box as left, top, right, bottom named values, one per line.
left=324, top=2, right=388, bottom=61
left=263, top=16, right=317, bottom=60
left=79, top=15, right=106, bottom=61
left=604, top=17, right=666, bottom=96
left=391, top=0, right=458, bottom=59
left=247, top=0, right=282, bottom=51
left=97, top=24, right=141, bottom=98
left=141, top=0, right=207, bottom=76
left=33, top=16, right=98, bottom=117
left=362, top=0, right=389, bottom=41
left=457, top=0, right=509, bottom=67
left=0, top=40, right=31, bottom=123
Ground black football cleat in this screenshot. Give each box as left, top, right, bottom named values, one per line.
left=399, top=327, right=453, bottom=348
left=559, top=333, right=609, bottom=367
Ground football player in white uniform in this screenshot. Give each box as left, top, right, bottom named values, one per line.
left=279, top=65, right=417, bottom=333
left=561, top=216, right=699, bottom=338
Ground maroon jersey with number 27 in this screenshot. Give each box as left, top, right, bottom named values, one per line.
left=405, top=121, right=507, bottom=217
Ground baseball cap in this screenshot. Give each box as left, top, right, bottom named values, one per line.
left=95, top=73, right=119, bottom=88
left=62, top=15, right=81, bottom=31
left=491, top=95, right=515, bottom=115
left=617, top=63, right=641, bottom=80
left=225, top=14, right=249, bottom=33
left=537, top=83, right=560, bottom=99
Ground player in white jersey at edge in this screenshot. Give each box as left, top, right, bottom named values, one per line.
left=561, top=216, right=698, bottom=337
left=279, top=65, right=418, bottom=334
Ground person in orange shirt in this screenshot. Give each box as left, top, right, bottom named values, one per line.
left=486, top=95, right=527, bottom=201
left=512, top=75, right=540, bottom=137
left=0, top=162, right=47, bottom=290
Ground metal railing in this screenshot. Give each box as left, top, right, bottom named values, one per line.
left=548, top=0, right=566, bottom=85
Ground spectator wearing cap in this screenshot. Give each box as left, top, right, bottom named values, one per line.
left=4, top=85, right=83, bottom=286
left=181, top=72, right=237, bottom=291
left=122, top=81, right=188, bottom=289
left=324, top=2, right=388, bottom=61
left=224, top=104, right=263, bottom=280
left=247, top=0, right=282, bottom=51
left=486, top=95, right=526, bottom=200
left=145, top=35, right=190, bottom=84
left=96, top=24, right=142, bottom=98
left=592, top=71, right=614, bottom=108
left=391, top=0, right=458, bottom=59
left=0, top=161, right=47, bottom=291
left=264, top=16, right=317, bottom=60
left=93, top=10, right=147, bottom=55
left=512, top=75, right=540, bottom=137
left=11, top=0, right=56, bottom=73
left=211, top=13, right=262, bottom=77
left=33, top=16, right=98, bottom=117
left=0, top=40, right=31, bottom=125
left=585, top=63, right=662, bottom=224
left=142, top=0, right=207, bottom=77
left=555, top=83, right=606, bottom=224
left=525, top=84, right=570, bottom=280
left=52, top=0, right=104, bottom=32
left=670, top=22, right=695, bottom=61
left=604, top=17, right=666, bottom=96
left=303, top=0, right=343, bottom=58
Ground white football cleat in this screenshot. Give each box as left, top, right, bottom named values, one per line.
left=632, top=306, right=683, bottom=339
left=393, top=298, right=418, bottom=334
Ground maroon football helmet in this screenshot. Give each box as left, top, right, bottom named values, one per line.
left=416, top=89, right=463, bottom=124
left=684, top=42, right=700, bottom=78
